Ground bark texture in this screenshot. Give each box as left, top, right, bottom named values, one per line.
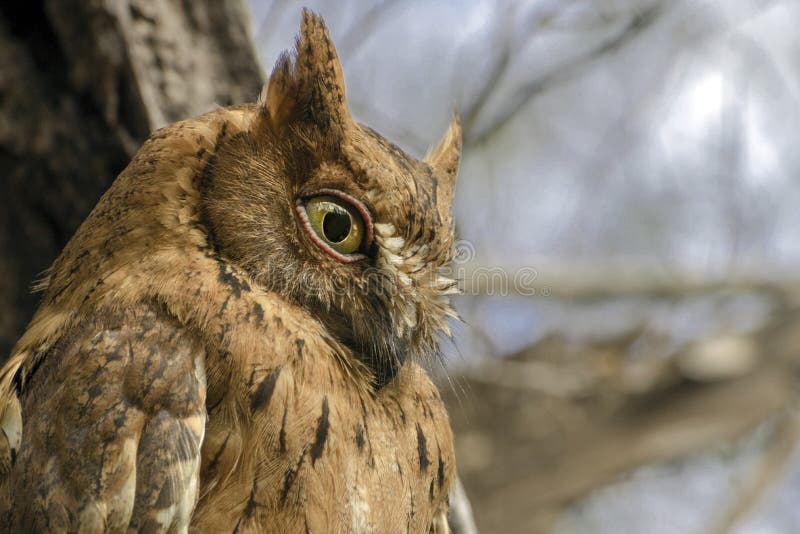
left=0, top=0, right=264, bottom=357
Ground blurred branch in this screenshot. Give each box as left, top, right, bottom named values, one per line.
left=450, top=337, right=797, bottom=531
left=336, top=0, right=399, bottom=58
left=710, top=410, right=800, bottom=534
left=461, top=260, right=800, bottom=300
left=254, top=0, right=291, bottom=58
left=459, top=36, right=512, bottom=143
left=464, top=4, right=664, bottom=146
left=462, top=359, right=596, bottom=398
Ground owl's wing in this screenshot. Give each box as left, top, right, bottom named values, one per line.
left=0, top=305, right=206, bottom=532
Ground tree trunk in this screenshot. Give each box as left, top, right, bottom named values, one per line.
left=0, top=0, right=264, bottom=357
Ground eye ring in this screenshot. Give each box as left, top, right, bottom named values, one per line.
left=296, top=189, right=373, bottom=262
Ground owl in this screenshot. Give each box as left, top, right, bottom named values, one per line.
left=0, top=9, right=462, bottom=534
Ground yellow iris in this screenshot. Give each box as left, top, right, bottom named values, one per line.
left=304, top=195, right=365, bottom=255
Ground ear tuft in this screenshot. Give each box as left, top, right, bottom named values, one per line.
left=262, top=9, right=350, bottom=136
left=264, top=51, right=298, bottom=128
left=425, top=115, right=462, bottom=184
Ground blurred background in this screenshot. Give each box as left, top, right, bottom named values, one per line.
left=2, top=0, right=800, bottom=532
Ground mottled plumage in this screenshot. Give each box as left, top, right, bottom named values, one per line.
left=0, top=10, right=461, bottom=533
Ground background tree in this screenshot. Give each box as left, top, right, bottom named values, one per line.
left=0, top=0, right=263, bottom=356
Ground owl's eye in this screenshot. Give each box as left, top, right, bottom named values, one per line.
left=297, top=192, right=372, bottom=262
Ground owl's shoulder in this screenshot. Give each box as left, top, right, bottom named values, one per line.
left=0, top=302, right=207, bottom=530
left=21, top=302, right=206, bottom=417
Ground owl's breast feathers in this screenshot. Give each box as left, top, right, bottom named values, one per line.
left=0, top=103, right=455, bottom=531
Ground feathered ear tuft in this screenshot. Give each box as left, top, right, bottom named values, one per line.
left=263, top=9, right=350, bottom=136
left=425, top=115, right=462, bottom=196
left=264, top=50, right=297, bottom=128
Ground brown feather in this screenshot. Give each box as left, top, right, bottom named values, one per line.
left=0, top=10, right=458, bottom=533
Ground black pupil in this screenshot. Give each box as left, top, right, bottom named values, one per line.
left=322, top=209, right=351, bottom=243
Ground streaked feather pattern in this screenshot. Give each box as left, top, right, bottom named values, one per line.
left=0, top=9, right=460, bottom=533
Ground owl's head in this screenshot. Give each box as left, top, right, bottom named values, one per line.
left=202, top=10, right=460, bottom=388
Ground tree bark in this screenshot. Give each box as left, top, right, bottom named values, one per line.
left=0, top=0, right=264, bottom=357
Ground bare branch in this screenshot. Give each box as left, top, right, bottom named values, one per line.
left=465, top=4, right=664, bottom=147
